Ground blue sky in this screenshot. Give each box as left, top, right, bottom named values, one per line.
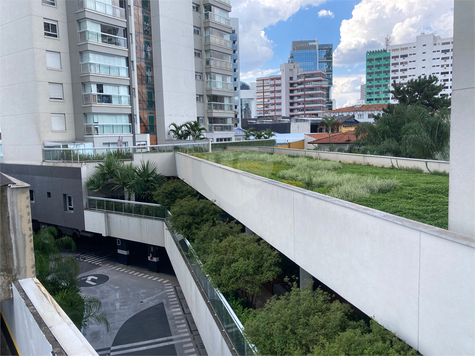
left=231, top=0, right=454, bottom=108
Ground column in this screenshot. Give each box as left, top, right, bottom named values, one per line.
left=148, top=245, right=159, bottom=272
left=116, top=238, right=130, bottom=265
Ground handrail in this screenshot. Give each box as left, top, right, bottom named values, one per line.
left=86, top=196, right=168, bottom=218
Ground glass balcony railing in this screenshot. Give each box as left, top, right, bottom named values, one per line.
left=82, top=93, right=130, bottom=105
left=207, top=102, right=234, bottom=111
left=77, top=0, right=126, bottom=19
left=78, top=30, right=127, bottom=48
left=204, top=12, right=231, bottom=26
left=205, top=58, right=232, bottom=70
left=205, top=35, right=231, bottom=48
left=208, top=124, right=234, bottom=132
left=87, top=197, right=168, bottom=218
left=84, top=124, right=131, bottom=135
left=206, top=80, right=233, bottom=91
left=80, top=62, right=129, bottom=77
left=216, top=0, right=231, bottom=4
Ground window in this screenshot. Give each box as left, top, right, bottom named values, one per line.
left=46, top=51, right=61, bottom=70
left=193, top=27, right=201, bottom=35
left=148, top=114, right=155, bottom=134
left=80, top=51, right=128, bottom=77
left=47, top=192, right=52, bottom=198
left=84, top=113, right=131, bottom=135
left=64, top=194, right=74, bottom=211
left=195, top=72, right=202, bottom=80
left=42, top=0, right=56, bottom=5
left=44, top=19, right=58, bottom=38
left=51, top=113, right=66, bottom=131
left=192, top=3, right=200, bottom=12
left=194, top=50, right=201, bottom=58
left=196, top=95, right=203, bottom=102
left=30, top=190, right=35, bottom=203
left=82, top=83, right=130, bottom=105
left=49, top=83, right=63, bottom=100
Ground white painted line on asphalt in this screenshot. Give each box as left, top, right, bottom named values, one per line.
left=182, top=343, right=193, bottom=348
left=171, top=308, right=181, bottom=312
left=157, top=278, right=164, bottom=281
left=110, top=337, right=192, bottom=355
left=184, top=348, right=195, bottom=353
left=147, top=276, right=154, bottom=279
left=110, top=334, right=189, bottom=351
left=132, top=272, right=140, bottom=275
left=152, top=277, right=159, bottom=280
left=137, top=273, right=145, bottom=277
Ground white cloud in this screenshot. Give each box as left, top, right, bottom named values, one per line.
left=332, top=75, right=365, bottom=109
left=241, top=68, right=281, bottom=84
left=231, top=0, right=326, bottom=73
left=318, top=9, right=334, bottom=18
left=334, top=0, right=454, bottom=67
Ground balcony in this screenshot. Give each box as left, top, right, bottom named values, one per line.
left=204, top=12, right=231, bottom=26
left=205, top=58, right=232, bottom=70
left=205, top=35, right=231, bottom=49
left=77, top=0, right=126, bottom=20
left=207, top=102, right=234, bottom=111
left=206, top=80, right=233, bottom=91
left=78, top=30, right=127, bottom=48
left=208, top=124, right=234, bottom=132
left=80, top=62, right=129, bottom=77
left=82, top=93, right=130, bottom=105
left=84, top=123, right=131, bottom=135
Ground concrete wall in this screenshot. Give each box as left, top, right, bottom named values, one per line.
left=163, top=227, right=234, bottom=356
left=84, top=211, right=165, bottom=247
left=0, top=174, right=36, bottom=302
left=175, top=153, right=475, bottom=356
left=1, top=279, right=97, bottom=356
left=133, top=152, right=177, bottom=176
left=228, top=146, right=450, bottom=173
left=0, top=163, right=86, bottom=230
left=449, top=0, right=475, bottom=238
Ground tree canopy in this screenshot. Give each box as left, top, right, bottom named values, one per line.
left=168, top=121, right=207, bottom=140
left=152, top=178, right=199, bottom=210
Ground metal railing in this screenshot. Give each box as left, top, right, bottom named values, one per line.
left=77, top=0, right=126, bottom=19
left=204, top=12, right=231, bottom=26
left=78, top=30, right=127, bottom=48
left=43, top=142, right=210, bottom=162
left=87, top=196, right=168, bottom=218
left=80, top=62, right=129, bottom=77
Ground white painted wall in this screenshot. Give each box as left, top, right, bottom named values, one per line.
left=133, top=152, right=177, bottom=176
left=449, top=0, right=475, bottom=238
left=228, top=146, right=450, bottom=173
left=175, top=153, right=475, bottom=356
left=1, top=279, right=97, bottom=356
left=164, top=227, right=233, bottom=356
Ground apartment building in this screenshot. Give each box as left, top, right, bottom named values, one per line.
left=256, top=63, right=329, bottom=118
left=288, top=39, right=333, bottom=110
left=193, top=0, right=237, bottom=142
left=365, top=33, right=454, bottom=104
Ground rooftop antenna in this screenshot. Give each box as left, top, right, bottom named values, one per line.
left=385, top=35, right=391, bottom=51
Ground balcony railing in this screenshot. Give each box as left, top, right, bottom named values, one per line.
left=205, top=35, right=231, bottom=48
left=82, top=93, right=130, bottom=105
left=77, top=0, right=126, bottom=19
left=207, top=102, right=233, bottom=111
left=87, top=197, right=168, bottom=218
left=208, top=124, right=234, bottom=132
left=205, top=58, right=232, bottom=70
left=78, top=30, right=127, bottom=48
left=204, top=12, right=231, bottom=26
left=206, top=80, right=233, bottom=91
left=43, top=142, right=210, bottom=162
left=84, top=124, right=131, bottom=135
left=80, top=62, right=129, bottom=77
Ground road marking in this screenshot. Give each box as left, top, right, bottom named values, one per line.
left=110, top=336, right=192, bottom=356
left=86, top=276, right=98, bottom=285
left=137, top=273, right=144, bottom=277
left=147, top=276, right=154, bottom=279
left=152, top=277, right=159, bottom=280
left=173, top=312, right=182, bottom=316
left=184, top=348, right=195, bottom=353
left=182, top=343, right=193, bottom=348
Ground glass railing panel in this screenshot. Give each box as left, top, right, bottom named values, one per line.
left=77, top=0, right=126, bottom=19
left=204, top=12, right=231, bottom=26
left=82, top=93, right=130, bottom=105
left=78, top=30, right=127, bottom=48
left=205, top=58, right=232, bottom=70
left=80, top=62, right=129, bottom=77
left=206, top=80, right=233, bottom=91
left=204, top=35, right=231, bottom=48
left=207, top=102, right=233, bottom=111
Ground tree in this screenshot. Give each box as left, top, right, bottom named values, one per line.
left=34, top=227, right=109, bottom=331
left=169, top=196, right=222, bottom=239
left=262, top=128, right=275, bottom=139
left=203, top=234, right=281, bottom=306
left=390, top=75, right=451, bottom=112
left=168, top=123, right=189, bottom=140
left=192, top=220, right=243, bottom=259
left=152, top=178, right=199, bottom=210
left=85, top=153, right=122, bottom=197
left=131, top=160, right=165, bottom=202
left=185, top=121, right=207, bottom=140
left=244, top=284, right=417, bottom=356
left=319, top=117, right=341, bottom=144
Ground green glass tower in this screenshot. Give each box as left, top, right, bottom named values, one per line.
left=365, top=50, right=391, bottom=104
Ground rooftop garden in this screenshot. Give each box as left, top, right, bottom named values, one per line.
left=194, top=150, right=449, bottom=229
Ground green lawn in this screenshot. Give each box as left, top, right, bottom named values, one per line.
left=195, top=151, right=449, bottom=229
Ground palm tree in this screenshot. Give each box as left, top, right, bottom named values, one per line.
left=111, top=163, right=136, bottom=200
left=168, top=123, right=190, bottom=140
left=85, top=153, right=122, bottom=197
left=263, top=128, right=275, bottom=139
left=319, top=117, right=341, bottom=144
left=132, top=160, right=165, bottom=202
left=185, top=121, right=207, bottom=140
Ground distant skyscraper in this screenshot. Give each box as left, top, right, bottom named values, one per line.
left=289, top=39, right=333, bottom=110
left=365, top=50, right=391, bottom=104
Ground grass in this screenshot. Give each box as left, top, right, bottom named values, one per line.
left=195, top=151, right=449, bottom=229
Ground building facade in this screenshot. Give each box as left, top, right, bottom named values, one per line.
left=256, top=63, right=329, bottom=119
left=365, top=33, right=454, bottom=105
left=288, top=39, right=333, bottom=110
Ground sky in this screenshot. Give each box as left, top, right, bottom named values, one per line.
left=230, top=0, right=454, bottom=108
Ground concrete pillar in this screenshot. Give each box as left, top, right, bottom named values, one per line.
left=147, top=245, right=160, bottom=272
left=448, top=0, right=475, bottom=237
left=116, top=239, right=130, bottom=265
left=299, top=267, right=313, bottom=291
